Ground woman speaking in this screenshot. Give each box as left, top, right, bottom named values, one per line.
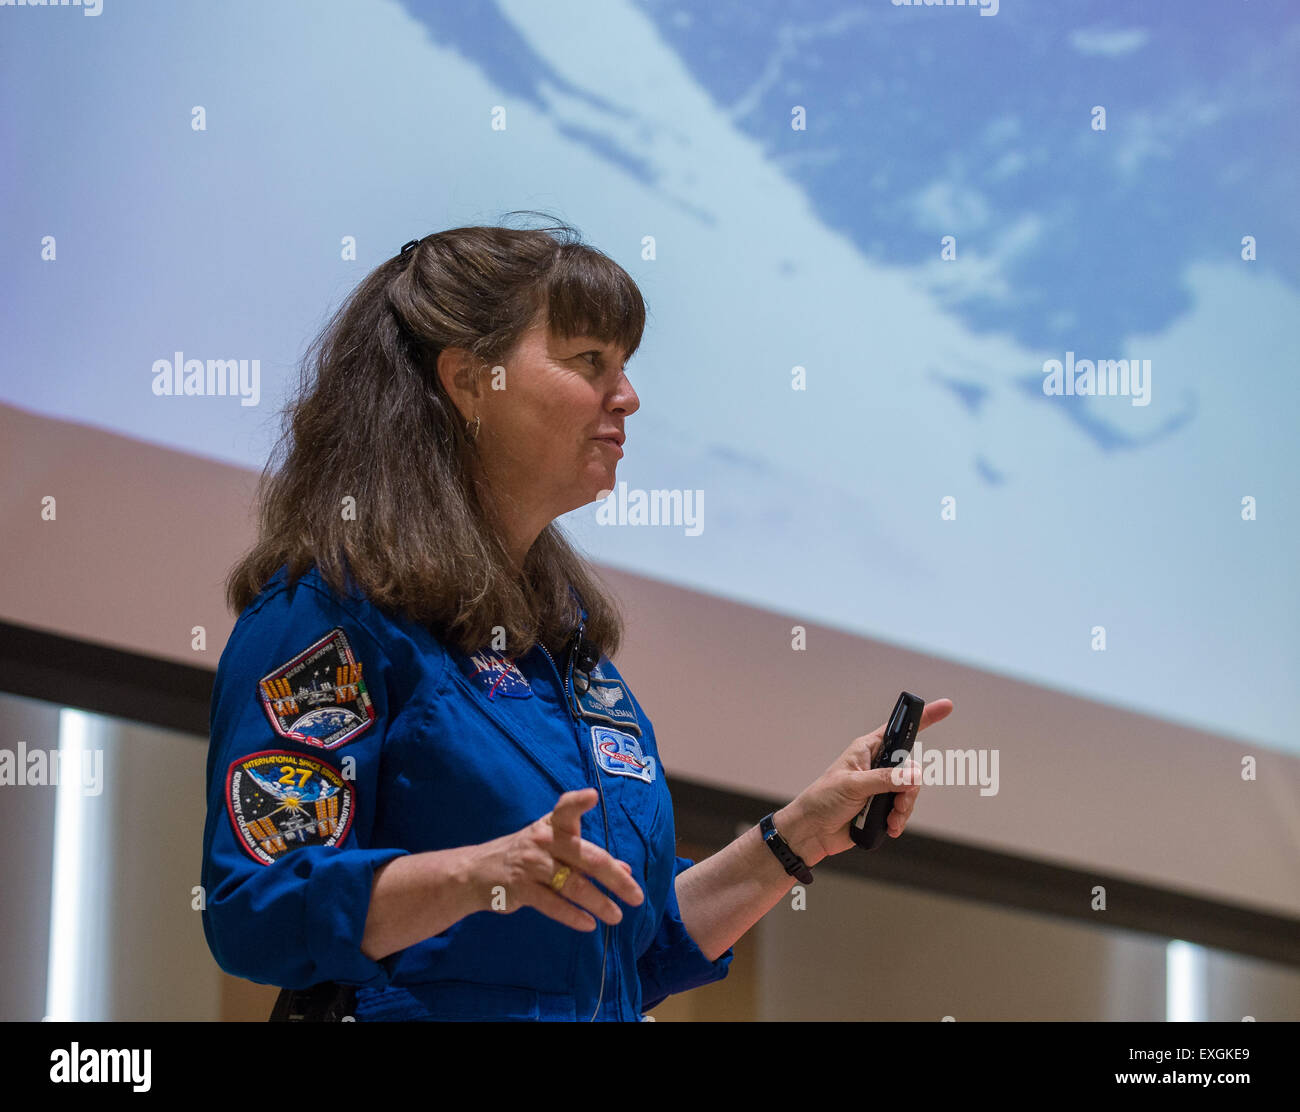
left=200, top=214, right=952, bottom=1021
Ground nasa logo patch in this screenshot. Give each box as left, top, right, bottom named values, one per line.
left=258, top=628, right=375, bottom=749
left=591, top=725, right=656, bottom=784
left=225, top=750, right=354, bottom=865
left=465, top=649, right=533, bottom=699
left=570, top=675, right=641, bottom=735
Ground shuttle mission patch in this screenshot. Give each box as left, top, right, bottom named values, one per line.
left=225, top=750, right=354, bottom=865
left=258, top=627, right=375, bottom=749
left=591, top=725, right=656, bottom=784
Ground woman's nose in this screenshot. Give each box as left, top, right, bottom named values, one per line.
left=612, top=375, right=639, bottom=415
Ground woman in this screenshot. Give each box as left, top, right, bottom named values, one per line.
left=201, top=214, right=953, bottom=1021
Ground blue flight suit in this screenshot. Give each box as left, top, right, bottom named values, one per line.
left=200, top=564, right=733, bottom=1020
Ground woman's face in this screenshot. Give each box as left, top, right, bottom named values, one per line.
left=446, top=317, right=639, bottom=534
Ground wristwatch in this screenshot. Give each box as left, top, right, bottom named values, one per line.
left=760, top=812, right=814, bottom=885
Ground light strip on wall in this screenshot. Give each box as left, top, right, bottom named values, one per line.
left=45, top=708, right=108, bottom=1021
left=1166, top=939, right=1207, bottom=1022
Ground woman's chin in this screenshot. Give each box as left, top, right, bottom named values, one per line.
left=590, top=479, right=616, bottom=503
left=588, top=462, right=618, bottom=494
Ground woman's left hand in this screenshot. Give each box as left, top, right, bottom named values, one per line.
left=775, top=698, right=954, bottom=867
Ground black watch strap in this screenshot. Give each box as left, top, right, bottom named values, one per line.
left=760, top=812, right=814, bottom=884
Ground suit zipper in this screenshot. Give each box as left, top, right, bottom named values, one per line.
left=536, top=632, right=612, bottom=1022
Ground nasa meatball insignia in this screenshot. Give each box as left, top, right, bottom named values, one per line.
left=225, top=750, right=354, bottom=865
left=258, top=627, right=375, bottom=748
left=464, top=649, right=534, bottom=699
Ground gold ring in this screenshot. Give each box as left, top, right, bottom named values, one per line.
left=548, top=865, right=572, bottom=892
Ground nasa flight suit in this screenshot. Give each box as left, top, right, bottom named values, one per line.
left=200, top=564, right=733, bottom=1020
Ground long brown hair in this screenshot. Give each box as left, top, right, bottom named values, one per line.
left=226, top=212, right=645, bottom=660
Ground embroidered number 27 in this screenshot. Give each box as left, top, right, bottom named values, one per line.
left=277, top=765, right=312, bottom=787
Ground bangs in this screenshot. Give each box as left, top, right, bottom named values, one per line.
left=540, top=244, right=646, bottom=363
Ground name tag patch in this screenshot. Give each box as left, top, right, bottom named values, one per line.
left=465, top=649, right=533, bottom=699
left=258, top=627, right=375, bottom=749
left=591, top=725, right=656, bottom=784
left=570, top=676, right=641, bottom=735
left=225, top=750, right=354, bottom=865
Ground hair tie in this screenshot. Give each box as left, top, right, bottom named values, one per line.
left=400, top=239, right=421, bottom=255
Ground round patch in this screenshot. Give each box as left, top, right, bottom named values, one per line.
left=464, top=649, right=533, bottom=699
left=225, top=750, right=354, bottom=865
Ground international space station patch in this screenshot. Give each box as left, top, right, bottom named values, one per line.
left=225, top=750, right=354, bottom=865
left=258, top=627, right=375, bottom=749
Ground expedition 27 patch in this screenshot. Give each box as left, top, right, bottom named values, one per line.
left=258, top=627, right=375, bottom=749
left=225, top=750, right=354, bottom=865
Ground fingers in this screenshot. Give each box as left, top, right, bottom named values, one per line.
left=540, top=826, right=644, bottom=907
left=529, top=880, right=599, bottom=932
left=918, top=698, right=953, bottom=731
left=862, top=698, right=953, bottom=764
left=868, top=758, right=920, bottom=837
left=508, top=790, right=645, bottom=935
left=487, top=789, right=644, bottom=932
left=507, top=837, right=631, bottom=930
left=887, top=792, right=917, bottom=836
left=867, top=696, right=953, bottom=742
left=889, top=757, right=922, bottom=788
left=547, top=788, right=599, bottom=836
left=548, top=866, right=625, bottom=927
left=846, top=761, right=922, bottom=841
left=850, top=764, right=912, bottom=797
left=887, top=775, right=920, bottom=837
left=544, top=791, right=593, bottom=882
left=529, top=826, right=637, bottom=931
left=540, top=791, right=644, bottom=907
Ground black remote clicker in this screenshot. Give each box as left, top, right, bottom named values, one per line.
left=850, top=691, right=925, bottom=851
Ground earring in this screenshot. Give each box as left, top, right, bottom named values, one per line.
left=467, top=414, right=480, bottom=442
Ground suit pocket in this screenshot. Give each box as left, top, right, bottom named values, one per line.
left=618, top=791, right=670, bottom=956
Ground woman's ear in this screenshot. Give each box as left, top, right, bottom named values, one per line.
left=436, top=346, right=483, bottom=421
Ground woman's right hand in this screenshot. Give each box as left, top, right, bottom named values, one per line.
left=467, top=788, right=644, bottom=931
